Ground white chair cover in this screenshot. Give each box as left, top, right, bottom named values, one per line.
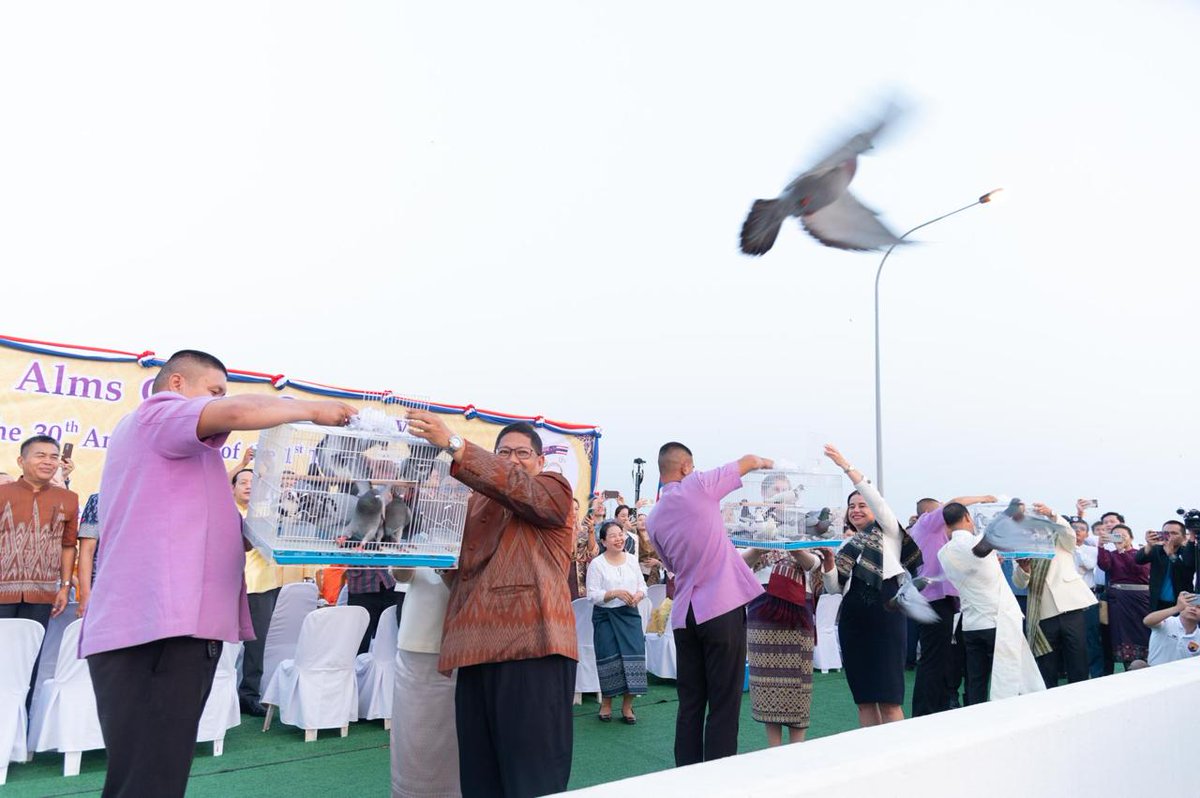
left=262, top=606, right=369, bottom=731
left=30, top=604, right=74, bottom=711
left=261, top=581, right=318, bottom=696
left=572, top=598, right=600, bottom=694
left=637, top=596, right=652, bottom=632
left=644, top=631, right=676, bottom=679
left=355, top=605, right=398, bottom=721
left=812, top=593, right=843, bottom=672
left=197, top=642, right=243, bottom=745
left=0, top=619, right=44, bottom=768
left=647, top=584, right=667, bottom=610
left=27, top=619, right=105, bottom=756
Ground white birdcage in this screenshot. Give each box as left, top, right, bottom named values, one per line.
left=243, top=413, right=470, bottom=568
left=722, top=467, right=846, bottom=550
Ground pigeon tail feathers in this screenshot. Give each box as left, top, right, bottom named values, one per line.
left=740, top=198, right=787, bottom=255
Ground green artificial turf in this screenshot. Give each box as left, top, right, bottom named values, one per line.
left=1, top=669, right=914, bottom=797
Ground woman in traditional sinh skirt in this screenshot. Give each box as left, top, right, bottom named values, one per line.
left=391, top=568, right=460, bottom=798
left=742, top=547, right=833, bottom=745
left=586, top=521, right=649, bottom=723
left=1096, top=525, right=1151, bottom=666
left=822, top=445, right=923, bottom=728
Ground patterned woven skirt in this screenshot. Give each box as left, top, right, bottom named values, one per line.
left=1108, top=584, right=1150, bottom=664
left=747, top=594, right=815, bottom=727
left=593, top=604, right=648, bottom=697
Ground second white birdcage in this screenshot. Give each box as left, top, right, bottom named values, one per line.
left=722, top=467, right=846, bottom=549
left=243, top=419, right=470, bottom=568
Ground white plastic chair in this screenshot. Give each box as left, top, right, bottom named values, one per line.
left=812, top=593, right=843, bottom=673
left=197, top=642, right=243, bottom=756
left=262, top=605, right=369, bottom=741
left=354, top=605, right=398, bottom=728
left=647, top=584, right=667, bottom=610
left=336, top=585, right=348, bottom=606
left=261, top=581, right=319, bottom=698
left=0, top=619, right=44, bottom=785
left=27, top=619, right=104, bottom=777
left=572, top=598, right=600, bottom=705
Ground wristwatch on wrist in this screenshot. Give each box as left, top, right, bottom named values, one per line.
left=446, top=434, right=464, bottom=455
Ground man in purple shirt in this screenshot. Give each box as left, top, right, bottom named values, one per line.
left=906, top=493, right=995, bottom=715
left=81, top=350, right=355, bottom=798
left=646, top=442, right=771, bottom=767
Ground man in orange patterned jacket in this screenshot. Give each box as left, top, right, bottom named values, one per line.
left=406, top=410, right=577, bottom=798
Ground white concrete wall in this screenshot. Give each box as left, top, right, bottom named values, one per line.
left=563, top=659, right=1200, bottom=797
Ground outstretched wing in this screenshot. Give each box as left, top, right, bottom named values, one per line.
left=800, top=191, right=904, bottom=251
left=807, top=104, right=900, bottom=174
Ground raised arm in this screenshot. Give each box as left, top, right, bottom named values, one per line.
left=452, top=443, right=572, bottom=528
left=737, top=455, right=775, bottom=476
left=198, top=395, right=356, bottom=439
left=1145, top=593, right=1192, bottom=628
left=822, top=443, right=900, bottom=536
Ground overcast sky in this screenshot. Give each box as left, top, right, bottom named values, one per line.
left=3, top=0, right=1198, bottom=532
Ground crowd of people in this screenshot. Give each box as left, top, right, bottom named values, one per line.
left=2, top=348, right=1199, bottom=798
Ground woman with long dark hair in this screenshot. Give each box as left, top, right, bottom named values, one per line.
left=822, top=444, right=923, bottom=727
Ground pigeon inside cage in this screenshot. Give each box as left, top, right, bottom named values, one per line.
left=723, top=469, right=844, bottom=544
left=244, top=421, right=471, bottom=566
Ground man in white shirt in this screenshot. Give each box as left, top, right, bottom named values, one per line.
left=1068, top=516, right=1104, bottom=678
left=1143, top=592, right=1200, bottom=667
left=937, top=503, right=1044, bottom=704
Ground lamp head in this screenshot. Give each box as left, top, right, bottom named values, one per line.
left=979, top=188, right=1004, bottom=204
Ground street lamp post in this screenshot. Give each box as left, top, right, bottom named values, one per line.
left=873, top=189, right=1002, bottom=495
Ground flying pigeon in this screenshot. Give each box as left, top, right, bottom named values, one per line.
left=888, top=573, right=941, bottom=624
left=740, top=106, right=904, bottom=255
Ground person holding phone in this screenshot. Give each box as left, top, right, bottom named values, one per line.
left=1095, top=524, right=1151, bottom=668
left=0, top=435, right=79, bottom=709
left=1136, top=521, right=1195, bottom=611
left=1143, top=591, right=1200, bottom=666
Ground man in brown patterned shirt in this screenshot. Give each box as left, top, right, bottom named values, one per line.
left=0, top=435, right=79, bottom=704
left=406, top=410, right=577, bottom=798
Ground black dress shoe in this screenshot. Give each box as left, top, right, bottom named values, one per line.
left=241, top=699, right=267, bottom=717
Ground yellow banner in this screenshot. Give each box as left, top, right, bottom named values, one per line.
left=0, top=339, right=599, bottom=507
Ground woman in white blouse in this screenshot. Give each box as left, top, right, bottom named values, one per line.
left=586, top=521, right=648, bottom=723
left=822, top=444, right=924, bottom=728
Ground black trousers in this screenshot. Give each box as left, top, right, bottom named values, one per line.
left=88, top=637, right=220, bottom=798
left=455, top=654, right=575, bottom=798
left=1034, top=608, right=1089, bottom=688
left=348, top=587, right=403, bottom=655
left=962, top=627, right=997, bottom=705
left=911, top=597, right=963, bottom=716
left=239, top=587, right=279, bottom=706
left=0, top=601, right=52, bottom=709
left=673, top=604, right=746, bottom=767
